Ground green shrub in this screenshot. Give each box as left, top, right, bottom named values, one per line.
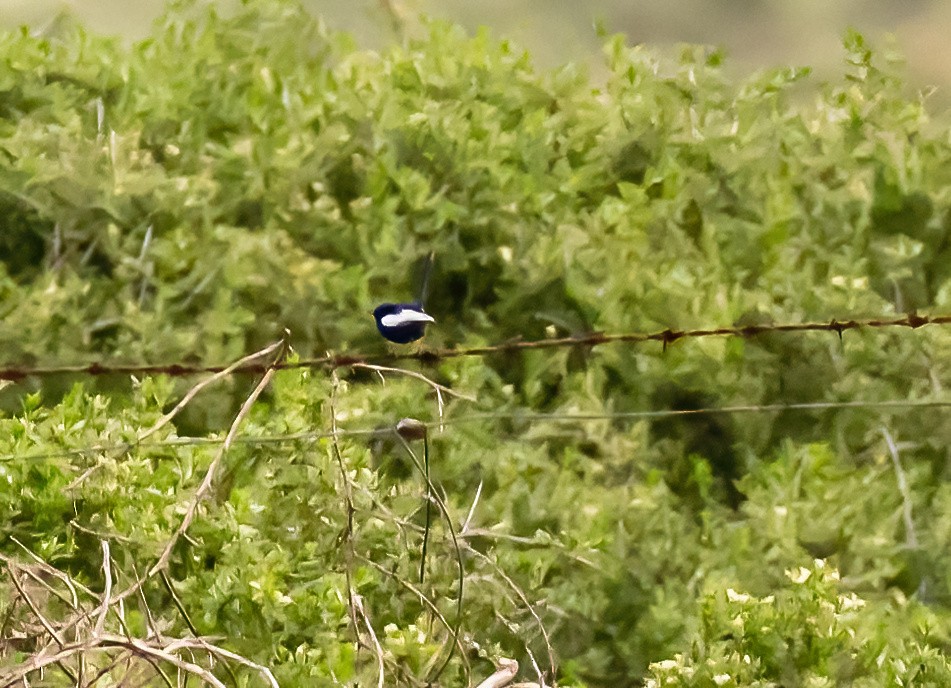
left=1, top=1, right=950, bottom=685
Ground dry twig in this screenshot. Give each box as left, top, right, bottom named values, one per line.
left=358, top=555, right=472, bottom=682
left=881, top=428, right=919, bottom=549
left=0, top=634, right=229, bottom=688
left=474, top=658, right=519, bottom=688
left=464, top=547, right=556, bottom=681
left=145, top=348, right=284, bottom=583
left=329, top=370, right=361, bottom=641
left=5, top=562, right=66, bottom=648
left=353, top=362, right=476, bottom=427
left=93, top=541, right=112, bottom=638
left=0, top=346, right=292, bottom=688
left=396, top=434, right=465, bottom=684
left=353, top=595, right=385, bottom=688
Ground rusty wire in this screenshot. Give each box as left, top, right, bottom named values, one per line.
left=0, top=313, right=947, bottom=381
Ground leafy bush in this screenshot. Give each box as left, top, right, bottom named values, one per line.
left=1, top=1, right=950, bottom=686
left=646, top=560, right=951, bottom=687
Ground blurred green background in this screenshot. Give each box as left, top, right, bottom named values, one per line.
left=4, top=0, right=951, bottom=89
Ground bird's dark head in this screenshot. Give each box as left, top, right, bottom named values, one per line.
left=372, top=303, right=400, bottom=320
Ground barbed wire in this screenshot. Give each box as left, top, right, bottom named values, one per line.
left=0, top=312, right=947, bottom=381
left=4, top=397, right=949, bottom=464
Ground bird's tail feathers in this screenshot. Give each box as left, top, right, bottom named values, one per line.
left=417, top=250, right=436, bottom=306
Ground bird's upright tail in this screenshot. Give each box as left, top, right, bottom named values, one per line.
left=417, top=250, right=436, bottom=307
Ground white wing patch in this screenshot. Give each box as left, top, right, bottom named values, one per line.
left=380, top=309, right=435, bottom=328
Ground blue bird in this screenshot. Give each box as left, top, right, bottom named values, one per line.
left=373, top=251, right=437, bottom=344
left=372, top=303, right=435, bottom=344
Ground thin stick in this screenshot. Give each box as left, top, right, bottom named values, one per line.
left=352, top=363, right=476, bottom=405
left=0, top=557, right=81, bottom=615
left=8, top=537, right=92, bottom=601
left=137, top=224, right=154, bottom=307
left=0, top=635, right=228, bottom=688
left=881, top=428, right=919, bottom=549
left=104, top=339, right=287, bottom=611
left=64, top=338, right=286, bottom=493
left=2, top=564, right=78, bottom=685
left=137, top=338, right=285, bottom=444
left=358, top=555, right=471, bottom=681
left=329, top=370, right=361, bottom=640
left=465, top=547, right=556, bottom=680
left=881, top=426, right=924, bottom=606
left=353, top=596, right=385, bottom=688
left=474, top=658, right=519, bottom=688
left=132, top=565, right=162, bottom=644
left=81, top=650, right=133, bottom=688
left=163, top=638, right=280, bottom=688
left=461, top=480, right=483, bottom=534
left=524, top=646, right=545, bottom=688
left=6, top=562, right=65, bottom=647
left=93, top=541, right=112, bottom=637
left=419, top=433, right=432, bottom=585
left=396, top=435, right=464, bottom=683
left=147, top=369, right=281, bottom=581
left=159, top=571, right=200, bottom=639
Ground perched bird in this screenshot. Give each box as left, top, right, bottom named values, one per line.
left=373, top=251, right=437, bottom=344
left=372, top=302, right=435, bottom=344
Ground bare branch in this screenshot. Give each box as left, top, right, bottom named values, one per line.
left=465, top=547, right=556, bottom=680
left=93, top=541, right=113, bottom=638
left=357, top=555, right=471, bottom=681
left=461, top=480, right=483, bottom=534
left=0, top=635, right=228, bottom=688
left=5, top=562, right=65, bottom=648
left=132, top=565, right=162, bottom=644
left=8, top=537, right=93, bottom=602
left=165, top=638, right=279, bottom=688
left=353, top=596, right=385, bottom=688
left=328, top=370, right=362, bottom=645
left=474, top=658, right=519, bottom=688
left=881, top=427, right=919, bottom=549
left=137, top=337, right=286, bottom=444
left=99, top=339, right=288, bottom=612
left=65, top=338, right=287, bottom=493
left=147, top=363, right=282, bottom=581
left=881, top=426, right=925, bottom=600
left=395, top=435, right=464, bottom=683
left=352, top=362, right=476, bottom=428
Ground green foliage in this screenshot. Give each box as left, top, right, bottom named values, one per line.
left=1, top=1, right=951, bottom=685
left=646, top=560, right=951, bottom=687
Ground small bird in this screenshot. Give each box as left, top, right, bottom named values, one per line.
left=373, top=252, right=437, bottom=344
left=372, top=302, right=435, bottom=344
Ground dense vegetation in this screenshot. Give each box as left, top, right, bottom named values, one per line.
left=1, top=1, right=950, bottom=685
